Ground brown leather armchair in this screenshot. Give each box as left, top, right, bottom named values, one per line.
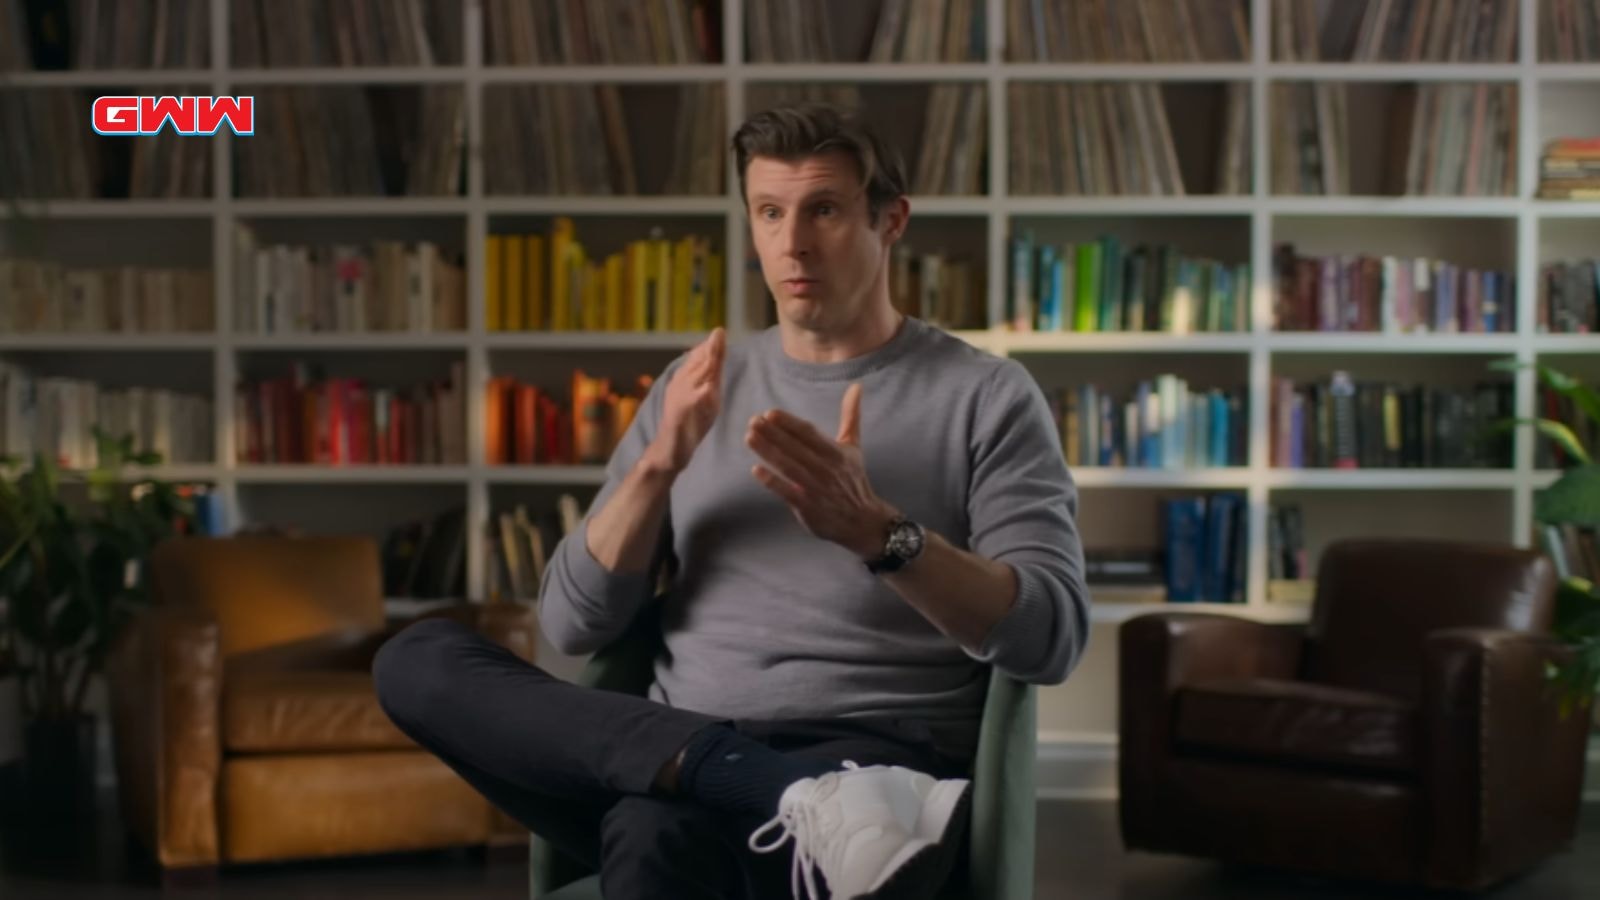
left=1119, top=538, right=1592, bottom=891
left=106, top=534, right=536, bottom=881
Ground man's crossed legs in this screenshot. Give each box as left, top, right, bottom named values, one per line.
left=371, top=618, right=975, bottom=900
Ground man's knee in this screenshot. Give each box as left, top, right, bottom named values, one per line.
left=371, top=617, right=473, bottom=728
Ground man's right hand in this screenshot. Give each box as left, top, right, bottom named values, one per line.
left=646, top=327, right=725, bottom=473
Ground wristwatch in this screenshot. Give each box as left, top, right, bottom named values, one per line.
left=866, top=516, right=926, bottom=574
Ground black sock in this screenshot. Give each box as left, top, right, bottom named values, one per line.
left=674, top=725, right=838, bottom=820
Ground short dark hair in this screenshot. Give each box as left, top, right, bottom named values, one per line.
left=731, top=102, right=907, bottom=224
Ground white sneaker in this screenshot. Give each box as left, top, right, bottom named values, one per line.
left=748, top=761, right=972, bottom=900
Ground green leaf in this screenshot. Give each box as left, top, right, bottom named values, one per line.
left=1485, top=418, right=1592, bottom=465
left=1535, top=465, right=1600, bottom=525
left=1535, top=366, right=1600, bottom=430
left=1554, top=577, right=1600, bottom=639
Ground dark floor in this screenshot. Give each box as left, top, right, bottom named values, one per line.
left=1, top=785, right=1596, bottom=899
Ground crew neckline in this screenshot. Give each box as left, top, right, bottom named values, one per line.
left=766, top=315, right=929, bottom=383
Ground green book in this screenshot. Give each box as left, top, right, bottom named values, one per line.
left=1098, top=235, right=1123, bottom=332
left=1075, top=242, right=1100, bottom=333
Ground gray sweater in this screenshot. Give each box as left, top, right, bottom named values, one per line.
left=539, top=316, right=1089, bottom=746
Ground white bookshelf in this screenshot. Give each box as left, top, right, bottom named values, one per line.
left=5, top=0, right=1600, bottom=778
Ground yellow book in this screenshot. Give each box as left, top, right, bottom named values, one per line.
left=585, top=261, right=601, bottom=331
left=688, top=239, right=707, bottom=331
left=503, top=234, right=525, bottom=331
left=708, top=247, right=724, bottom=328
left=672, top=237, right=693, bottom=332
left=551, top=218, right=575, bottom=331
left=572, top=244, right=589, bottom=331
left=627, top=242, right=649, bottom=332
left=525, top=234, right=546, bottom=331
left=485, top=235, right=504, bottom=331
left=604, top=253, right=624, bottom=331
left=653, top=234, right=672, bottom=333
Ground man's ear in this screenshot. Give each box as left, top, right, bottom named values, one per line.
left=882, top=195, right=911, bottom=244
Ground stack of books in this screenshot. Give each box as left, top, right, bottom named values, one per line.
left=1270, top=372, right=1514, bottom=470
left=484, top=0, right=719, bottom=63
left=1537, top=138, right=1600, bottom=200
left=1161, top=493, right=1246, bottom=604
left=1271, top=82, right=1517, bottom=197
left=1048, top=377, right=1247, bottom=470
left=0, top=258, right=214, bottom=333
left=0, top=360, right=213, bottom=467
left=233, top=226, right=467, bottom=334
left=233, top=361, right=467, bottom=466
left=1010, top=234, right=1250, bottom=333
left=483, top=84, right=724, bottom=196
left=1009, top=0, right=1248, bottom=61
left=1008, top=83, right=1251, bottom=196
left=486, top=219, right=724, bottom=333
left=1274, top=0, right=1518, bottom=61
left=485, top=369, right=653, bottom=466
left=235, top=0, right=460, bottom=66
left=1537, top=257, right=1599, bottom=333
left=1540, top=1, right=1600, bottom=62
left=487, top=495, right=586, bottom=602
left=1273, top=245, right=1515, bottom=333
left=236, top=86, right=465, bottom=197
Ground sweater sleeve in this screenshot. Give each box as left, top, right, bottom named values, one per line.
left=536, top=356, right=684, bottom=656
left=963, top=359, right=1090, bottom=685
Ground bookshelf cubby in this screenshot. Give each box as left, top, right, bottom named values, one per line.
left=4, top=0, right=1600, bottom=769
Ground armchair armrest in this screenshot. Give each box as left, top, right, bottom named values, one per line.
left=1118, top=613, right=1306, bottom=849
left=106, top=604, right=223, bottom=869
left=1422, top=627, right=1591, bottom=889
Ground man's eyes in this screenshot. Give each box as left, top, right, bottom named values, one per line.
left=759, top=204, right=836, bottom=219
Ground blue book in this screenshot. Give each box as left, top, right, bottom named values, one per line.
left=1136, top=381, right=1155, bottom=467
left=1010, top=232, right=1033, bottom=330
left=1202, top=494, right=1241, bottom=602
left=1209, top=391, right=1230, bottom=466
left=1164, top=497, right=1207, bottom=602
left=1037, top=243, right=1057, bottom=330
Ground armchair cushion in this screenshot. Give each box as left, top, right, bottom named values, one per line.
left=1175, top=677, right=1418, bottom=776
left=224, top=669, right=410, bottom=754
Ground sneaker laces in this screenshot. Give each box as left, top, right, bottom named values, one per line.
left=749, top=761, right=861, bottom=900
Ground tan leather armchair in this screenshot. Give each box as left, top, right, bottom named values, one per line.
left=106, top=534, right=536, bottom=881
left=1119, top=538, right=1592, bottom=891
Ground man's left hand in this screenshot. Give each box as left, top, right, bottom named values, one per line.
left=746, top=382, right=898, bottom=561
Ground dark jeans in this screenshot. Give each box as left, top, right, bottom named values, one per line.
left=371, top=617, right=973, bottom=900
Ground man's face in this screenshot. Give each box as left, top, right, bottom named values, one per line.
left=745, top=151, right=906, bottom=333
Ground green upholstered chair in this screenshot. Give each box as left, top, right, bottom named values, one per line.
left=528, top=605, right=1038, bottom=900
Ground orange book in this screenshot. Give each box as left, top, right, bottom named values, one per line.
left=614, top=395, right=641, bottom=450
left=572, top=370, right=612, bottom=464
left=514, top=384, right=539, bottom=464
left=484, top=376, right=511, bottom=465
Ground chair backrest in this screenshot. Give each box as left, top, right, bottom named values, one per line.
left=149, top=535, right=387, bottom=658
left=1302, top=538, right=1557, bottom=704
left=964, top=668, right=1036, bottom=900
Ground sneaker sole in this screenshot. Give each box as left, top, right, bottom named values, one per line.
left=862, top=780, right=973, bottom=900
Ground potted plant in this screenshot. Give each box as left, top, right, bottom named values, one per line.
left=0, top=428, right=194, bottom=814
left=1490, top=358, right=1600, bottom=718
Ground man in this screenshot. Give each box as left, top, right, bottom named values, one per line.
left=374, top=102, right=1089, bottom=900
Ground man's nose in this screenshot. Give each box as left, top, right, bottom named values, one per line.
left=779, top=217, right=811, bottom=258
